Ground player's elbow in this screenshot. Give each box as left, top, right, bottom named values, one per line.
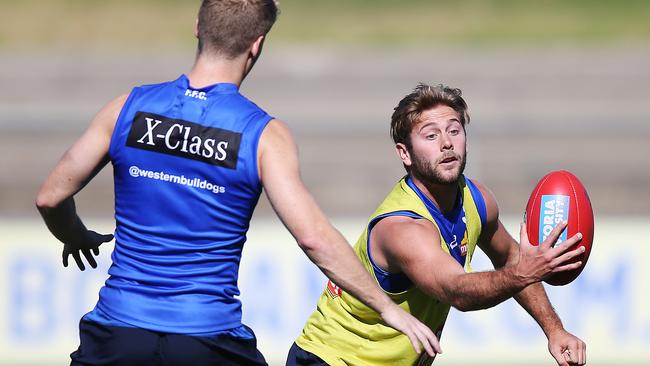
left=444, top=293, right=471, bottom=312
left=35, top=188, right=62, bottom=212
left=452, top=301, right=476, bottom=312
left=440, top=286, right=486, bottom=312
left=296, top=230, right=343, bottom=268
left=449, top=295, right=494, bottom=312
left=293, top=224, right=345, bottom=267
left=296, top=234, right=326, bottom=255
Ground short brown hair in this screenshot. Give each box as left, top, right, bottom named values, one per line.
left=390, top=83, right=470, bottom=147
left=197, top=0, right=278, bottom=59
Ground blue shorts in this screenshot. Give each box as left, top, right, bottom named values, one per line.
left=285, top=343, right=328, bottom=366
left=70, top=319, right=268, bottom=366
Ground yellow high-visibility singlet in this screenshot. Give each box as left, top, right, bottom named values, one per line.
left=295, top=176, right=485, bottom=366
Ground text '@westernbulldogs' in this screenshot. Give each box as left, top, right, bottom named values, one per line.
left=127, top=112, right=241, bottom=169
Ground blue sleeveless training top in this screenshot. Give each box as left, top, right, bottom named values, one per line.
left=94, top=75, right=272, bottom=334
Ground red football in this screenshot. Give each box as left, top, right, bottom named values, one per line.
left=524, top=170, right=594, bottom=286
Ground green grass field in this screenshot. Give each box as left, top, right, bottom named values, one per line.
left=1, top=0, right=649, bottom=50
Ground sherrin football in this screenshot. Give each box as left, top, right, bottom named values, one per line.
left=524, top=170, right=594, bottom=286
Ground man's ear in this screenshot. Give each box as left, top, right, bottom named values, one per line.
left=250, top=35, right=265, bottom=59
left=396, top=143, right=412, bottom=167
left=243, top=35, right=266, bottom=78
left=194, top=18, right=199, bottom=38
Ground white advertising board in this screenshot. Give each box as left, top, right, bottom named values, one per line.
left=0, top=216, right=647, bottom=365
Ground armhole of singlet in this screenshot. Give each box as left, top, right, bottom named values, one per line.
left=367, top=210, right=423, bottom=294
left=249, top=115, right=274, bottom=190
left=108, top=87, right=139, bottom=160
left=465, top=178, right=488, bottom=227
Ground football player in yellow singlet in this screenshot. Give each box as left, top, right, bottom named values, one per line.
left=287, top=84, right=587, bottom=366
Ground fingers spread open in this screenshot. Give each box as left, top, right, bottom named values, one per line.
left=541, top=221, right=568, bottom=249
left=552, top=261, right=582, bottom=273
left=72, top=251, right=85, bottom=271
left=82, top=249, right=98, bottom=269
left=552, top=233, right=583, bottom=255
left=519, top=222, right=531, bottom=247
left=551, top=246, right=585, bottom=267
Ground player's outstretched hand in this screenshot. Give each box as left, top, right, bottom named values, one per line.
left=63, top=230, right=113, bottom=271
left=380, top=303, right=442, bottom=357
left=548, top=328, right=586, bottom=366
left=516, top=221, right=584, bottom=282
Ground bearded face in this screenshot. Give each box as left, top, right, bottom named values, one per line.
left=398, top=105, right=468, bottom=186
left=409, top=145, right=467, bottom=185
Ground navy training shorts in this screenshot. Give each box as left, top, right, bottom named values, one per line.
left=285, top=342, right=329, bottom=366
left=70, top=319, right=268, bottom=366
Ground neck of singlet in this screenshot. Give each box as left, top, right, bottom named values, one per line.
left=405, top=175, right=468, bottom=267
left=177, top=74, right=239, bottom=96
left=405, top=175, right=462, bottom=219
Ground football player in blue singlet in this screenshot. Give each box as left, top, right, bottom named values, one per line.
left=35, top=1, right=441, bottom=365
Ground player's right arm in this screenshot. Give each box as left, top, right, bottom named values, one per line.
left=35, top=94, right=127, bottom=270
left=372, top=215, right=584, bottom=312
left=257, top=119, right=441, bottom=357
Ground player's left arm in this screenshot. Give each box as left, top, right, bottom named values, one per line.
left=473, top=180, right=586, bottom=366
left=35, top=94, right=127, bottom=271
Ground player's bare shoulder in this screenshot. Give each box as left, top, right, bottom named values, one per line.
left=374, top=214, right=438, bottom=237
left=257, top=119, right=299, bottom=178
left=258, top=119, right=295, bottom=154
left=91, top=93, right=130, bottom=135
left=262, top=118, right=291, bottom=136
left=372, top=215, right=443, bottom=269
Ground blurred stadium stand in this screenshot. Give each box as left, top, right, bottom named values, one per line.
left=1, top=47, right=648, bottom=219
